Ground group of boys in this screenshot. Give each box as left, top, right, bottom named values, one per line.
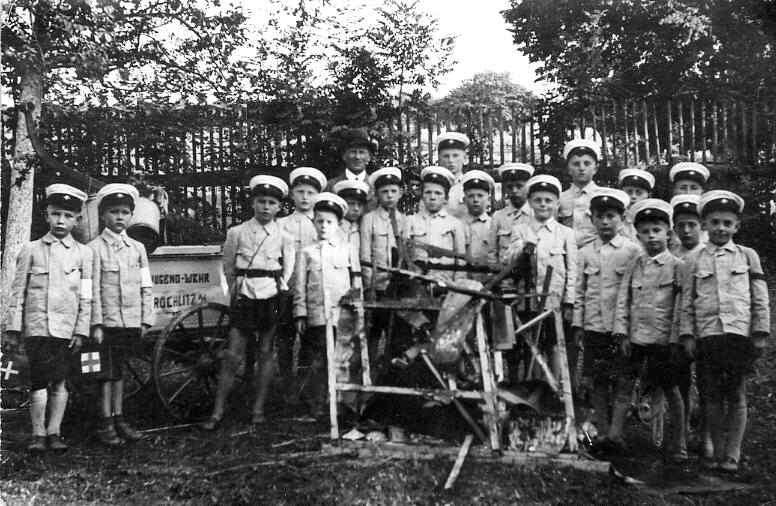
left=5, top=130, right=769, bottom=474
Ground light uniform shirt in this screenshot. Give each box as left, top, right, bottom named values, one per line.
left=339, top=219, right=360, bottom=257
left=7, top=232, right=93, bottom=339
left=620, top=209, right=639, bottom=242
left=491, top=202, right=533, bottom=268
left=405, top=208, right=467, bottom=284
left=613, top=250, right=683, bottom=345
left=559, top=181, right=600, bottom=248
left=463, top=212, right=494, bottom=263
left=294, top=237, right=360, bottom=327
left=574, top=234, right=641, bottom=333
left=508, top=217, right=577, bottom=310
left=222, top=219, right=295, bottom=300
left=277, top=210, right=317, bottom=289
left=360, top=206, right=408, bottom=291
left=680, top=241, right=770, bottom=339
left=90, top=228, right=154, bottom=329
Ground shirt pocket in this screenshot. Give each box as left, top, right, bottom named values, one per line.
left=261, top=241, right=283, bottom=266
left=28, top=265, right=49, bottom=292
left=694, top=270, right=715, bottom=299
left=728, top=264, right=750, bottom=296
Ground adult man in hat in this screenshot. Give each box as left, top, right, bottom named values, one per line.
left=326, top=128, right=375, bottom=193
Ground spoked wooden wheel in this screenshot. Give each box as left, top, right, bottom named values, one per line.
left=153, top=303, right=230, bottom=421
left=123, top=347, right=154, bottom=400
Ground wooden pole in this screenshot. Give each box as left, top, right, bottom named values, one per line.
left=444, top=434, right=474, bottom=490
left=552, top=310, right=577, bottom=452
left=475, top=313, right=501, bottom=450
left=326, top=319, right=338, bottom=440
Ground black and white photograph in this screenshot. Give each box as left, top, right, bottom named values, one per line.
left=1, top=0, right=776, bottom=503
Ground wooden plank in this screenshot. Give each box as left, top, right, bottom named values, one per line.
left=752, top=103, right=757, bottom=164
left=529, top=103, right=536, bottom=165
left=689, top=97, right=696, bottom=161
left=475, top=313, right=500, bottom=450
left=740, top=100, right=747, bottom=163
left=336, top=382, right=484, bottom=400
left=652, top=102, right=661, bottom=166
left=667, top=98, right=673, bottom=163
left=427, top=116, right=434, bottom=165
left=700, top=101, right=707, bottom=163
left=444, top=434, right=474, bottom=490
left=642, top=100, right=650, bottom=164
left=621, top=101, right=629, bottom=167
left=499, top=115, right=505, bottom=165
left=415, top=112, right=423, bottom=164
left=600, top=104, right=609, bottom=166
left=553, top=310, right=577, bottom=452
left=712, top=101, right=719, bottom=163
left=723, top=102, right=729, bottom=161
left=511, top=105, right=518, bottom=162
left=678, top=98, right=685, bottom=158
left=632, top=101, right=639, bottom=165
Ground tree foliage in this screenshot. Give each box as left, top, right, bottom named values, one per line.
left=436, top=71, right=533, bottom=117
left=502, top=0, right=776, bottom=101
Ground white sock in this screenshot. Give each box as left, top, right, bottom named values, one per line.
left=30, top=389, right=47, bottom=437
left=46, top=390, right=69, bottom=436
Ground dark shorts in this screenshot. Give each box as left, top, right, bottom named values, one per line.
left=25, top=336, right=70, bottom=390
left=618, top=343, right=679, bottom=391
left=582, top=331, right=619, bottom=380
left=229, top=296, right=280, bottom=332
left=98, top=328, right=142, bottom=381
left=697, top=334, right=757, bottom=378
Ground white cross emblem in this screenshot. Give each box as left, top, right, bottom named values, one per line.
left=81, top=352, right=101, bottom=373
left=0, top=361, right=19, bottom=380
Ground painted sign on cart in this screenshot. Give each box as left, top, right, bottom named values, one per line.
left=148, top=245, right=228, bottom=330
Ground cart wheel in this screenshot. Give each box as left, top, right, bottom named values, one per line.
left=153, top=303, right=230, bottom=421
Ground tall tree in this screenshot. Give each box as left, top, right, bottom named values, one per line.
left=436, top=71, right=533, bottom=117
left=502, top=0, right=776, bottom=100
left=1, top=0, right=251, bottom=323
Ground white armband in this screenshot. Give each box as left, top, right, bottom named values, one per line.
left=80, top=279, right=93, bottom=300
left=140, top=267, right=153, bottom=288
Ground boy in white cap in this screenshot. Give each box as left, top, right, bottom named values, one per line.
left=405, top=166, right=467, bottom=285
left=436, top=132, right=470, bottom=217
left=670, top=193, right=706, bottom=453
left=559, top=138, right=602, bottom=248
left=89, top=183, right=153, bottom=446
left=508, top=175, right=578, bottom=379
left=294, top=193, right=360, bottom=416
left=618, top=168, right=655, bottom=240
left=669, top=162, right=709, bottom=196
left=201, top=176, right=295, bottom=429
left=573, top=189, right=641, bottom=435
left=6, top=183, right=93, bottom=452
left=276, top=167, right=327, bottom=401
left=609, top=199, right=687, bottom=461
left=491, top=163, right=534, bottom=274
left=679, top=191, right=769, bottom=471
left=461, top=170, right=496, bottom=282
left=334, top=179, right=369, bottom=256
left=361, top=167, right=406, bottom=295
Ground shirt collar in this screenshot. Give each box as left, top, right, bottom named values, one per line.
left=251, top=218, right=276, bottom=234
left=346, top=169, right=366, bottom=182
left=573, top=181, right=598, bottom=195
left=467, top=212, right=489, bottom=223
left=532, top=217, right=556, bottom=232
left=596, top=234, right=624, bottom=249
left=706, top=240, right=736, bottom=253
left=294, top=209, right=314, bottom=220
left=102, top=227, right=130, bottom=246
left=648, top=249, right=672, bottom=265
left=421, top=207, right=447, bottom=219
left=43, top=232, right=74, bottom=248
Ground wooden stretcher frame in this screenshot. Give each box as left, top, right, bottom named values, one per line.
left=325, top=299, right=578, bottom=453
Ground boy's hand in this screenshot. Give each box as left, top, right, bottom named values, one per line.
left=573, top=328, right=584, bottom=349
left=4, top=331, right=21, bottom=353
left=70, top=335, right=84, bottom=351
left=141, top=324, right=151, bottom=339
left=561, top=303, right=573, bottom=322
left=680, top=335, right=696, bottom=360
left=278, top=279, right=289, bottom=293
left=295, top=317, right=307, bottom=336
left=752, top=332, right=768, bottom=358
left=92, top=326, right=104, bottom=345
left=615, top=334, right=631, bottom=357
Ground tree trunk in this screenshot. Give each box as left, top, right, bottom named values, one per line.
left=1, top=68, right=42, bottom=326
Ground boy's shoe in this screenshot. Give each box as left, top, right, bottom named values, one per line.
left=670, top=450, right=689, bottom=463
left=47, top=434, right=68, bottom=452
left=199, top=416, right=222, bottom=431
left=719, top=458, right=739, bottom=473
left=700, top=457, right=719, bottom=470
left=97, top=422, right=124, bottom=447
left=114, top=416, right=142, bottom=441
left=27, top=436, right=47, bottom=453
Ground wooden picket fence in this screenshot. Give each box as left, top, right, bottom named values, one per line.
left=3, top=94, right=776, bottom=236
